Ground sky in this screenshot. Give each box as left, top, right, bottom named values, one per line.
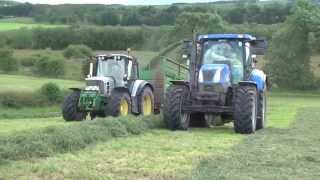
left=15, top=0, right=218, bottom=5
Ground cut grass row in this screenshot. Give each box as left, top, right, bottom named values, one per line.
left=1, top=91, right=319, bottom=179
left=192, top=107, right=320, bottom=180
left=0, top=106, right=61, bottom=120
left=0, top=115, right=162, bottom=164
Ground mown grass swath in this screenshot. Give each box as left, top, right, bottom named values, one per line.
left=0, top=115, right=162, bottom=164
left=191, top=107, right=320, bottom=180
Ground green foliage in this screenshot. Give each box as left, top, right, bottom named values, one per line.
left=0, top=2, right=293, bottom=26
left=0, top=85, right=65, bottom=108
left=173, top=12, right=227, bottom=40
left=0, top=115, right=162, bottom=163
left=0, top=91, right=36, bottom=108
left=20, top=56, right=37, bottom=67
left=0, top=48, right=18, bottom=72
left=265, top=0, right=320, bottom=90
left=33, top=54, right=65, bottom=77
left=38, top=83, right=62, bottom=103
left=7, top=28, right=33, bottom=49
left=63, top=44, right=92, bottom=59
left=2, top=26, right=157, bottom=50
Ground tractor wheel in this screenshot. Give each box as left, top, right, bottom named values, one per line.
left=107, top=90, right=131, bottom=117
left=163, top=85, right=190, bottom=130
left=139, top=86, right=154, bottom=115
left=233, top=86, right=258, bottom=134
left=62, top=91, right=86, bottom=121
left=256, top=90, right=267, bottom=130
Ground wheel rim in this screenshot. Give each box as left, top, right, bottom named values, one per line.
left=262, top=94, right=266, bottom=125
left=252, top=98, right=257, bottom=131
left=142, top=95, right=152, bottom=115
left=120, top=99, right=129, bottom=116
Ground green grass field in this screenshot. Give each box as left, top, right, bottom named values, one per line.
left=0, top=21, right=65, bottom=31
left=0, top=91, right=319, bottom=179
left=0, top=74, right=84, bottom=92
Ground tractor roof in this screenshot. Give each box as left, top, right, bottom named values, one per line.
left=198, top=34, right=256, bottom=41
left=95, top=54, right=138, bottom=64
left=96, top=54, right=133, bottom=59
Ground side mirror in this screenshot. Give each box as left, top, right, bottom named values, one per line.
left=182, top=40, right=193, bottom=57
left=251, top=37, right=268, bottom=55
left=251, top=54, right=258, bottom=63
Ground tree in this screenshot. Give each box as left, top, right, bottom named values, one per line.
left=173, top=12, right=227, bottom=40
left=265, top=0, right=320, bottom=89
left=0, top=48, right=19, bottom=72
left=99, top=10, right=120, bottom=25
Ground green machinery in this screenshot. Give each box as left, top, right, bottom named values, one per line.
left=62, top=52, right=187, bottom=121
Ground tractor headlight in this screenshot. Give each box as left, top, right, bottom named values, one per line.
left=85, top=86, right=99, bottom=91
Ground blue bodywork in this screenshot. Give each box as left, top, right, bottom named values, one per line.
left=199, top=64, right=231, bottom=85
left=198, top=34, right=256, bottom=42
left=249, top=69, right=267, bottom=92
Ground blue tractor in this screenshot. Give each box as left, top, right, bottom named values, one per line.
left=163, top=34, right=268, bottom=134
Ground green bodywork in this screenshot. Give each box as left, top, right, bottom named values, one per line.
left=140, top=57, right=188, bottom=87
left=78, top=90, right=105, bottom=111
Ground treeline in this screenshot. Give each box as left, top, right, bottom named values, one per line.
left=0, top=26, right=169, bottom=51
left=0, top=1, right=295, bottom=25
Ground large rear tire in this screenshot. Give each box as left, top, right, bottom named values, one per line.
left=256, top=91, right=267, bottom=130
left=107, top=90, right=131, bottom=117
left=233, top=86, right=258, bottom=134
left=163, top=85, right=190, bottom=130
left=139, top=86, right=154, bottom=115
left=62, top=91, right=86, bottom=121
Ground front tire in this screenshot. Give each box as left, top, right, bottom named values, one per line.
left=139, top=87, right=154, bottom=115
left=256, top=91, right=267, bottom=130
left=107, top=90, right=131, bottom=117
left=234, top=86, right=258, bottom=134
left=163, top=85, right=190, bottom=130
left=62, top=91, right=86, bottom=121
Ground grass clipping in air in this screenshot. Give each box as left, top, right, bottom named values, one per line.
left=0, top=115, right=162, bottom=164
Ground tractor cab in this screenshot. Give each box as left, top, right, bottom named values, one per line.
left=93, top=54, right=138, bottom=84
left=183, top=34, right=267, bottom=97
left=86, top=54, right=139, bottom=96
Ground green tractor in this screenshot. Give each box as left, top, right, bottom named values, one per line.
left=62, top=53, right=162, bottom=121
left=163, top=34, right=268, bottom=134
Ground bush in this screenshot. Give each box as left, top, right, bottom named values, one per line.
left=63, top=44, right=92, bottom=59
left=20, top=56, right=38, bottom=67
left=0, top=91, right=37, bottom=108
left=33, top=54, right=65, bottom=77
left=0, top=48, right=19, bottom=72
left=0, top=85, right=67, bottom=108
left=38, top=83, right=62, bottom=103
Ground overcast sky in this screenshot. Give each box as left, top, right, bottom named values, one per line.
left=15, top=0, right=217, bottom=5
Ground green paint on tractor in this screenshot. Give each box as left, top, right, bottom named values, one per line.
left=78, top=91, right=104, bottom=111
